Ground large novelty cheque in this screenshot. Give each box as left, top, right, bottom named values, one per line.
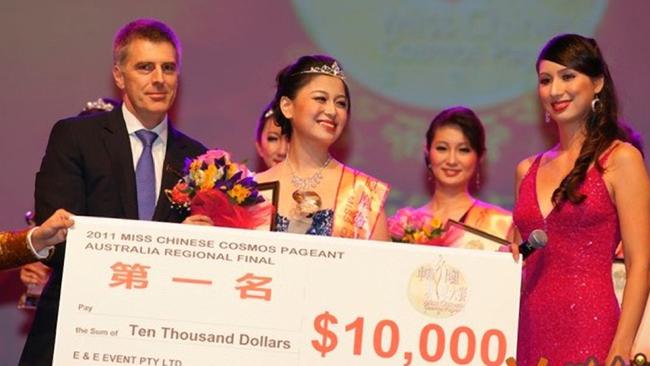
left=53, top=216, right=522, bottom=365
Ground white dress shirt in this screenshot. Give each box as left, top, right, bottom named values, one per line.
left=121, top=104, right=168, bottom=202
left=27, top=106, right=170, bottom=256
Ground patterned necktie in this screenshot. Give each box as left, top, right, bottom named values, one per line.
left=135, top=130, right=158, bottom=220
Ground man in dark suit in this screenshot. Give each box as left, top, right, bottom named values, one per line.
left=20, top=19, right=206, bottom=365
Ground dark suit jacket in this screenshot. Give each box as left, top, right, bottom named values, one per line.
left=20, top=107, right=206, bottom=366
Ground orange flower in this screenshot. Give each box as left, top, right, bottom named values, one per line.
left=169, top=182, right=191, bottom=205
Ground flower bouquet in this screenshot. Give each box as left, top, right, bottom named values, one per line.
left=166, top=149, right=272, bottom=229
left=387, top=208, right=460, bottom=246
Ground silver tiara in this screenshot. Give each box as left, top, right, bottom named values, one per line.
left=263, top=109, right=274, bottom=119
left=296, top=61, right=346, bottom=80
left=83, top=98, right=115, bottom=112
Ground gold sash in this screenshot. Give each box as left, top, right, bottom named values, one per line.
left=332, top=166, right=389, bottom=239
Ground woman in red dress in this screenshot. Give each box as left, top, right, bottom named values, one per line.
left=512, top=34, right=650, bottom=365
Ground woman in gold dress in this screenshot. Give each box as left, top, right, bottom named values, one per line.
left=389, top=106, right=512, bottom=243
left=0, top=209, right=73, bottom=270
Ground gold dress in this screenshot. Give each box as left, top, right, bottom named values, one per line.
left=0, top=229, right=39, bottom=270
left=462, top=200, right=513, bottom=241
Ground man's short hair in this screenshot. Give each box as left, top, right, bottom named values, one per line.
left=113, top=18, right=182, bottom=66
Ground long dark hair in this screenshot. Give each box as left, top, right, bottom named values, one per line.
left=270, top=55, right=351, bottom=139
left=537, top=34, right=629, bottom=205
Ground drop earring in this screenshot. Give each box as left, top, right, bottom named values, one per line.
left=591, top=96, right=601, bottom=112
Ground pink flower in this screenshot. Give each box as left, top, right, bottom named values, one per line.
left=388, top=207, right=449, bottom=245
left=423, top=227, right=463, bottom=247
left=409, top=210, right=432, bottom=229
left=238, top=163, right=253, bottom=178
left=198, top=149, right=231, bottom=165
left=388, top=216, right=406, bottom=239
left=389, top=208, right=418, bottom=240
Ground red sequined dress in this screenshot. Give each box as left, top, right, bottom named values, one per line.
left=513, top=152, right=620, bottom=365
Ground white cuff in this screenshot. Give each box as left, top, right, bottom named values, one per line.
left=26, top=226, right=54, bottom=259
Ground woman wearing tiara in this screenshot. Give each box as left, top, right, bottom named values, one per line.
left=254, top=102, right=289, bottom=171
left=255, top=55, right=390, bottom=239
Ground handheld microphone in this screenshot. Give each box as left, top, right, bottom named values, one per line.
left=520, top=229, right=548, bottom=260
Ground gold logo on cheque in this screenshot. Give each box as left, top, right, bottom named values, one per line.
left=408, top=256, right=468, bottom=318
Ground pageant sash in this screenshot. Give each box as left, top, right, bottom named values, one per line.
left=332, top=166, right=389, bottom=239
left=53, top=216, right=521, bottom=365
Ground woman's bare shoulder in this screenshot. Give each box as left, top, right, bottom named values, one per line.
left=605, top=141, right=644, bottom=169
left=515, top=153, right=541, bottom=179
left=474, top=200, right=512, bottom=216
left=255, top=163, right=283, bottom=183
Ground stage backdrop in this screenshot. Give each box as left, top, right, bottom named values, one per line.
left=1, top=1, right=649, bottom=364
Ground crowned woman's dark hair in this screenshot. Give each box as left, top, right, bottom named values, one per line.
left=538, top=34, right=630, bottom=205
left=271, top=55, right=351, bottom=138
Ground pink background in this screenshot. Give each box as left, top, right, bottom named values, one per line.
left=0, top=1, right=648, bottom=363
